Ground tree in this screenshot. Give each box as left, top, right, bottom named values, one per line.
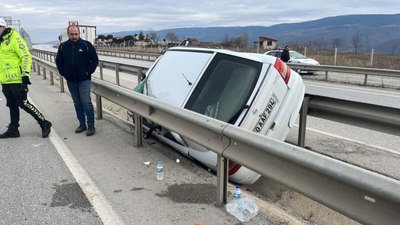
left=124, top=35, right=135, bottom=46
left=138, top=31, right=145, bottom=41
left=220, top=34, right=248, bottom=48
left=331, top=38, right=342, bottom=50
left=390, top=39, right=400, bottom=55
left=124, top=35, right=134, bottom=41
left=221, top=35, right=230, bottom=47
left=98, top=35, right=106, bottom=40
left=165, top=32, right=178, bottom=42
left=352, top=33, right=362, bottom=54
left=312, top=38, right=325, bottom=51
left=148, top=31, right=158, bottom=43
left=239, top=34, right=249, bottom=48
left=112, top=37, right=124, bottom=44
left=105, top=34, right=113, bottom=40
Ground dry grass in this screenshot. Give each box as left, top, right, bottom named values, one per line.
left=308, top=51, right=400, bottom=70
left=100, top=46, right=400, bottom=70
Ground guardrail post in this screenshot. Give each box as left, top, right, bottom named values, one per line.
left=43, top=68, right=47, bottom=80
left=115, top=65, right=120, bottom=85
left=37, top=65, right=41, bottom=75
left=133, top=114, right=143, bottom=147
left=325, top=71, right=328, bottom=81
left=60, top=77, right=65, bottom=93
left=216, top=155, right=228, bottom=207
left=298, top=96, right=310, bottom=147
left=99, top=62, right=104, bottom=80
left=95, top=94, right=103, bottom=119
left=32, top=62, right=37, bottom=72
left=364, top=74, right=368, bottom=86
left=50, top=71, right=54, bottom=85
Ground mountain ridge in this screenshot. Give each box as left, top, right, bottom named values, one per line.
left=106, top=13, right=400, bottom=54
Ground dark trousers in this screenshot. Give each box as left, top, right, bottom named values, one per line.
left=2, top=84, right=45, bottom=128
left=66, top=80, right=94, bottom=126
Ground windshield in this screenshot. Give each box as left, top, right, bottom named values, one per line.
left=185, top=53, right=262, bottom=124
left=289, top=51, right=307, bottom=59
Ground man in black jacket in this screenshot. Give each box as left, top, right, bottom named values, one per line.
left=56, top=25, right=99, bottom=136
left=280, top=45, right=290, bottom=63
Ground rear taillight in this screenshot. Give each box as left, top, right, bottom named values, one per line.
left=228, top=159, right=241, bottom=175
left=274, top=58, right=291, bottom=84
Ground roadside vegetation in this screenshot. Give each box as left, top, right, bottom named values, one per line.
left=96, top=32, right=400, bottom=70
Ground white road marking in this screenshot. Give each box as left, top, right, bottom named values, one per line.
left=294, top=124, right=400, bottom=156
left=29, top=97, right=126, bottom=225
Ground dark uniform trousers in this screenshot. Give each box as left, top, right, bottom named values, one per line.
left=2, top=84, right=45, bottom=128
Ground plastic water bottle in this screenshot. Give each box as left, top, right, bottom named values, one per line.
left=226, top=185, right=259, bottom=222
left=156, top=162, right=164, bottom=181
left=233, top=185, right=241, bottom=199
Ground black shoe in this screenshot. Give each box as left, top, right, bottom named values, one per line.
left=75, top=125, right=87, bottom=133
left=41, top=120, right=52, bottom=138
left=86, top=125, right=95, bottom=136
left=0, top=128, right=20, bottom=139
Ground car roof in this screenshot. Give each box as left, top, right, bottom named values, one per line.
left=168, top=47, right=277, bottom=64
left=266, top=49, right=298, bottom=53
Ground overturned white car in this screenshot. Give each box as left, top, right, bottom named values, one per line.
left=142, top=47, right=305, bottom=184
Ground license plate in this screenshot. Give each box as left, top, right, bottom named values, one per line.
left=252, top=98, right=276, bottom=133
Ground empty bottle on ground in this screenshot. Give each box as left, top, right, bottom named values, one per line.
left=156, top=162, right=164, bottom=181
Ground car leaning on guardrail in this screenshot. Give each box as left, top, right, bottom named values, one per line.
left=141, top=47, right=305, bottom=184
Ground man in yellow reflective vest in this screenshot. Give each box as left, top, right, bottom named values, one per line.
left=0, top=18, right=52, bottom=138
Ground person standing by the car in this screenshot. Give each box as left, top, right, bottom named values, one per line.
left=56, top=25, right=99, bottom=136
left=280, top=45, right=290, bottom=62
left=0, top=18, right=52, bottom=138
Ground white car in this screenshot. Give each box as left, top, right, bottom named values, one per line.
left=143, top=47, right=305, bottom=184
left=265, top=50, right=320, bottom=74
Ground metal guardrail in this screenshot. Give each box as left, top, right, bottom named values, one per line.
left=304, top=95, right=400, bottom=136
left=31, top=54, right=147, bottom=88
left=96, top=48, right=159, bottom=61
left=90, top=78, right=400, bottom=225
left=288, top=63, right=400, bottom=86
left=288, top=63, right=400, bottom=78
left=31, top=55, right=400, bottom=224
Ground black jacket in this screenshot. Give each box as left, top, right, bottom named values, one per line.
left=280, top=49, right=290, bottom=63
left=55, top=39, right=99, bottom=82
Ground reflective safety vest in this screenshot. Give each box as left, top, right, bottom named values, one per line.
left=0, top=28, right=32, bottom=84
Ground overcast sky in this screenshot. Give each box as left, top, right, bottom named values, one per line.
left=2, top=0, right=400, bottom=43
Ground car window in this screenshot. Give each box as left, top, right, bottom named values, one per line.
left=266, top=52, right=277, bottom=57
left=185, top=53, right=262, bottom=124
left=145, top=50, right=213, bottom=107
left=267, top=51, right=282, bottom=58
left=289, top=51, right=307, bottom=59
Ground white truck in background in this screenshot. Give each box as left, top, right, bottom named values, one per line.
left=58, top=22, right=97, bottom=47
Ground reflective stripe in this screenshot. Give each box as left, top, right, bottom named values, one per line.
left=0, top=29, right=32, bottom=84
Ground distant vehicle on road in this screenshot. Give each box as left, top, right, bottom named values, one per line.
left=58, top=23, right=97, bottom=47
left=142, top=47, right=305, bottom=184
left=265, top=49, right=320, bottom=74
